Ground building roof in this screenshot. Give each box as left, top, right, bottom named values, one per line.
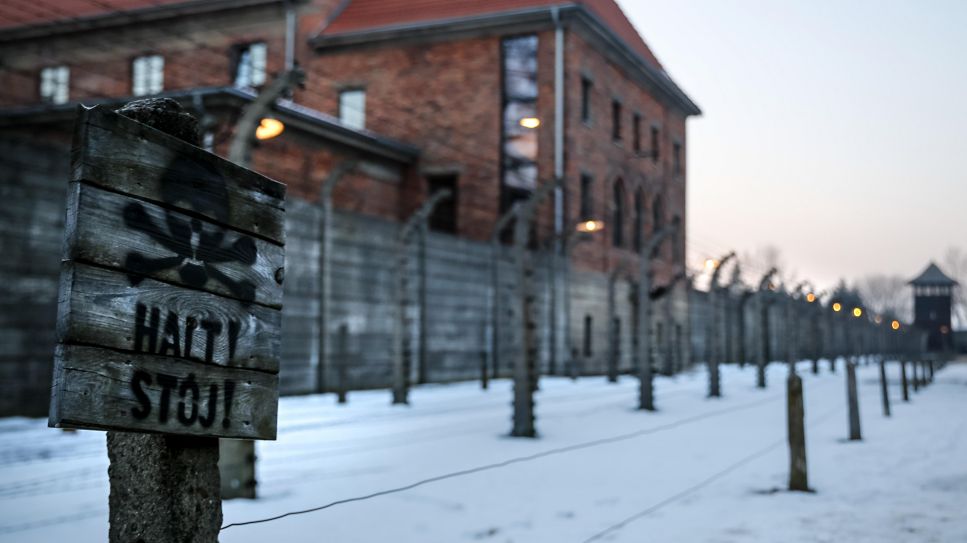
left=0, top=0, right=289, bottom=40
left=0, top=87, right=420, bottom=164
left=319, top=0, right=664, bottom=70
left=312, top=0, right=700, bottom=116
left=910, top=262, right=958, bottom=287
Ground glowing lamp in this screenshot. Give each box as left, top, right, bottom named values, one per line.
left=852, top=307, right=863, bottom=318
left=519, top=117, right=541, bottom=129
left=255, top=117, right=285, bottom=140
left=576, top=219, right=605, bottom=233
left=704, top=259, right=718, bottom=271
left=832, top=302, right=842, bottom=312
left=806, top=293, right=816, bottom=303
left=891, top=320, right=900, bottom=331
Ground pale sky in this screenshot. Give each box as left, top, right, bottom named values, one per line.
left=621, top=0, right=967, bottom=289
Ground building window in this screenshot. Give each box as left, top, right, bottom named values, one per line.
left=501, top=35, right=539, bottom=206
left=583, top=314, right=593, bottom=357
left=633, top=113, right=642, bottom=153
left=581, top=77, right=592, bottom=123
left=39, top=66, right=69, bottom=104
left=633, top=188, right=644, bottom=253
left=673, top=142, right=682, bottom=174
left=650, top=126, right=660, bottom=163
left=339, top=89, right=366, bottom=130
left=132, top=55, right=164, bottom=96
left=234, top=42, right=267, bottom=87
left=612, top=179, right=626, bottom=247
left=580, top=174, right=593, bottom=220
left=612, top=100, right=622, bottom=141
left=426, top=174, right=458, bottom=234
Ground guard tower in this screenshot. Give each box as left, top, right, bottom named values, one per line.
left=909, top=262, right=957, bottom=352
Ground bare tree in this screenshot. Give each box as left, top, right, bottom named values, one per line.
left=854, top=275, right=912, bottom=322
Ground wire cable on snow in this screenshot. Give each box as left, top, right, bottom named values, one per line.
left=579, top=401, right=846, bottom=543
left=220, top=389, right=798, bottom=531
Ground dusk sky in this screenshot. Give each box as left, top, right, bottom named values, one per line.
left=622, top=0, right=967, bottom=289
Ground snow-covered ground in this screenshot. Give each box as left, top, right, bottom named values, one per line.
left=1, top=361, right=965, bottom=542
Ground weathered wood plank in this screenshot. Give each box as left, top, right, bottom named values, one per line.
left=50, top=344, right=278, bottom=440
left=72, top=105, right=286, bottom=243
left=58, top=262, right=280, bottom=373
left=65, top=182, right=284, bottom=308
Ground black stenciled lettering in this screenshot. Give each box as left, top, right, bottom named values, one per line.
left=200, top=320, right=222, bottom=363
left=130, top=370, right=152, bottom=420
left=134, top=303, right=160, bottom=353
left=198, top=384, right=218, bottom=428
left=222, top=380, right=235, bottom=429
left=227, top=319, right=241, bottom=362
left=158, top=310, right=182, bottom=357
left=184, top=316, right=198, bottom=359
left=156, top=373, right=178, bottom=424
left=177, top=373, right=200, bottom=426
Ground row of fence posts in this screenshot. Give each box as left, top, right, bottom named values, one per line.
left=89, top=99, right=945, bottom=541
left=232, top=166, right=942, bottom=500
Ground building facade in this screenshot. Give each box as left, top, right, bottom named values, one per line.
left=0, top=0, right=698, bottom=415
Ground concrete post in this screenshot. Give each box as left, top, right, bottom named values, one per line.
left=336, top=323, right=349, bottom=404
left=510, top=178, right=558, bottom=437
left=846, top=359, right=862, bottom=441
left=393, top=190, right=452, bottom=405
left=706, top=252, right=736, bottom=398
left=787, top=373, right=808, bottom=491
left=108, top=99, right=221, bottom=542
left=637, top=222, right=678, bottom=411
left=900, top=359, right=910, bottom=401
left=318, top=160, right=357, bottom=394
left=878, top=356, right=891, bottom=417
left=490, top=204, right=521, bottom=381
left=755, top=269, right=778, bottom=389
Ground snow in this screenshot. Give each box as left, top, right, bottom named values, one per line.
left=1, top=361, right=966, bottom=542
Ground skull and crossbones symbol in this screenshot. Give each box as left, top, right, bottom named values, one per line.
left=123, top=155, right=258, bottom=304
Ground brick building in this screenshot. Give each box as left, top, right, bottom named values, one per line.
left=0, top=0, right=699, bottom=415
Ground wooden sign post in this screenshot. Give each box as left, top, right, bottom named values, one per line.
left=48, top=99, right=285, bottom=542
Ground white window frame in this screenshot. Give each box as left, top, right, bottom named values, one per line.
left=339, top=89, right=366, bottom=130
left=132, top=55, right=165, bottom=96
left=234, top=42, right=267, bottom=88
left=40, top=66, right=70, bottom=105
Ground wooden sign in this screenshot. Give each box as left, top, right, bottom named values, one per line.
left=49, top=105, right=285, bottom=440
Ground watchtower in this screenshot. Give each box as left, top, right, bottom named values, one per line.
left=909, top=263, right=957, bottom=352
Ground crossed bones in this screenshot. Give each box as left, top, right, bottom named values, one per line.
left=123, top=202, right=258, bottom=304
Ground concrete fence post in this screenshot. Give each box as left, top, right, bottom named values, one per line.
left=878, top=356, right=891, bottom=417
left=846, top=359, right=862, bottom=441
left=787, top=373, right=808, bottom=491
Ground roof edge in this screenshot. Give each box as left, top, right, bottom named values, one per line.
left=0, top=86, right=420, bottom=164
left=0, top=0, right=301, bottom=44
left=309, top=4, right=701, bottom=116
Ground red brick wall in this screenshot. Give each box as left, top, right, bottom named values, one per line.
left=300, top=26, right=689, bottom=277
left=562, top=28, right=688, bottom=281
left=299, top=34, right=510, bottom=240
